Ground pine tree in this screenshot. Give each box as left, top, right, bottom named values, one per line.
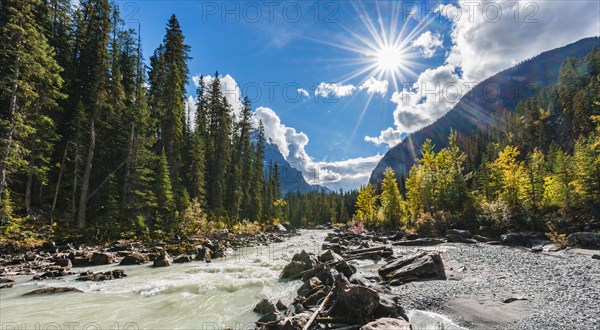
left=249, top=121, right=266, bottom=220
left=154, top=149, right=175, bottom=235
left=0, top=0, right=64, bottom=206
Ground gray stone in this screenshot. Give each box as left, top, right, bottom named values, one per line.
left=253, top=298, right=277, bottom=314
left=447, top=229, right=473, bottom=238
left=379, top=252, right=446, bottom=284
left=119, top=252, right=148, bottom=265
left=567, top=232, right=600, bottom=249
left=152, top=251, right=172, bottom=267
left=24, top=287, right=82, bottom=295
left=500, top=233, right=532, bottom=247
left=280, top=250, right=318, bottom=279
left=360, top=318, right=413, bottom=330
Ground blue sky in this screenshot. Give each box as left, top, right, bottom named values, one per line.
left=118, top=0, right=599, bottom=190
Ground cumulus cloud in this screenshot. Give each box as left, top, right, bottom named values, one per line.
left=192, top=74, right=243, bottom=118
left=315, top=82, right=356, bottom=98
left=359, top=77, right=389, bottom=96
left=254, top=106, right=382, bottom=190
left=440, top=0, right=600, bottom=82
left=364, top=127, right=405, bottom=148
left=367, top=0, right=599, bottom=142
left=411, top=31, right=444, bottom=58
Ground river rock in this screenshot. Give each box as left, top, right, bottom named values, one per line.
left=330, top=282, right=380, bottom=323
left=592, top=254, right=600, bottom=260
left=392, top=238, right=445, bottom=246
left=24, top=287, right=82, bottom=295
left=473, top=235, right=493, bottom=242
left=257, top=312, right=281, bottom=323
left=280, top=250, right=318, bottom=279
left=567, top=232, right=600, bottom=249
left=373, top=294, right=409, bottom=320
left=276, top=300, right=287, bottom=310
left=360, top=318, right=413, bottom=330
left=119, top=252, right=149, bottom=265
left=446, top=233, right=477, bottom=244
left=0, top=284, right=13, bottom=289
left=280, top=313, right=309, bottom=330
left=153, top=251, right=172, bottom=267
left=24, top=252, right=38, bottom=262
left=335, top=260, right=357, bottom=278
left=91, top=252, right=115, bottom=265
left=297, top=277, right=323, bottom=297
left=500, top=233, right=532, bottom=247
left=54, top=258, right=72, bottom=269
left=378, top=251, right=446, bottom=285
left=318, top=249, right=343, bottom=263
left=253, top=298, right=277, bottom=314
left=447, top=229, right=472, bottom=238
left=195, top=246, right=212, bottom=262
left=173, top=255, right=192, bottom=263
left=77, top=269, right=127, bottom=281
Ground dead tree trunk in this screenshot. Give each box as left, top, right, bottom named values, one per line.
left=77, top=119, right=95, bottom=228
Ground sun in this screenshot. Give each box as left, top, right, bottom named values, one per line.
left=375, top=45, right=405, bottom=72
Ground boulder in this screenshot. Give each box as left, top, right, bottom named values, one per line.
left=275, top=300, right=287, bottom=310
left=360, top=318, right=413, bottom=330
left=297, top=277, right=323, bottom=297
left=567, top=232, right=600, bottom=249
left=280, top=313, right=309, bottom=330
left=379, top=252, right=446, bottom=285
left=335, top=260, right=357, bottom=278
left=152, top=251, right=172, bottom=267
left=318, top=249, right=343, bottom=263
left=500, top=233, right=532, bottom=247
left=90, top=252, right=115, bottom=265
left=473, top=235, right=493, bottom=242
left=77, top=269, right=127, bottom=281
left=445, top=234, right=477, bottom=244
left=119, top=252, right=149, bottom=265
left=24, top=252, right=38, bottom=262
left=447, top=229, right=472, bottom=238
left=592, top=254, right=600, bottom=260
left=173, top=255, right=192, bottom=263
left=373, top=294, right=408, bottom=320
left=23, top=287, right=82, bottom=295
left=406, top=233, right=419, bottom=240
left=257, top=312, right=281, bottom=323
left=330, top=282, right=380, bottom=323
left=195, top=246, right=212, bottom=262
left=280, top=250, right=318, bottom=279
left=253, top=298, right=277, bottom=314
left=54, top=259, right=72, bottom=269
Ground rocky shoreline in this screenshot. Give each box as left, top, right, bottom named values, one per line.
left=0, top=224, right=298, bottom=288
left=252, top=227, right=600, bottom=329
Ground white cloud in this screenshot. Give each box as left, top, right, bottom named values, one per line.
left=369, top=0, right=599, bottom=140
left=411, top=31, right=444, bottom=58
left=359, top=77, right=389, bottom=96
left=254, top=106, right=382, bottom=190
left=315, top=82, right=356, bottom=98
left=441, top=0, right=600, bottom=82
left=192, top=74, right=243, bottom=119
left=297, top=88, right=309, bottom=98
left=364, top=127, right=404, bottom=148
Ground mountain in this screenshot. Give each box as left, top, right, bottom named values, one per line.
left=264, top=143, right=330, bottom=194
left=370, top=37, right=600, bottom=185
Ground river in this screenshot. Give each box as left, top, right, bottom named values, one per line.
left=0, top=230, right=465, bottom=330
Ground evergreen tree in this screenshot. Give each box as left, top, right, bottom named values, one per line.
left=0, top=0, right=64, bottom=206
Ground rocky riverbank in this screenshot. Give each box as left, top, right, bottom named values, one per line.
left=253, top=227, right=600, bottom=329
left=0, top=224, right=297, bottom=284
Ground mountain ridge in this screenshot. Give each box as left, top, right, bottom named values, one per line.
left=369, top=36, right=600, bottom=185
